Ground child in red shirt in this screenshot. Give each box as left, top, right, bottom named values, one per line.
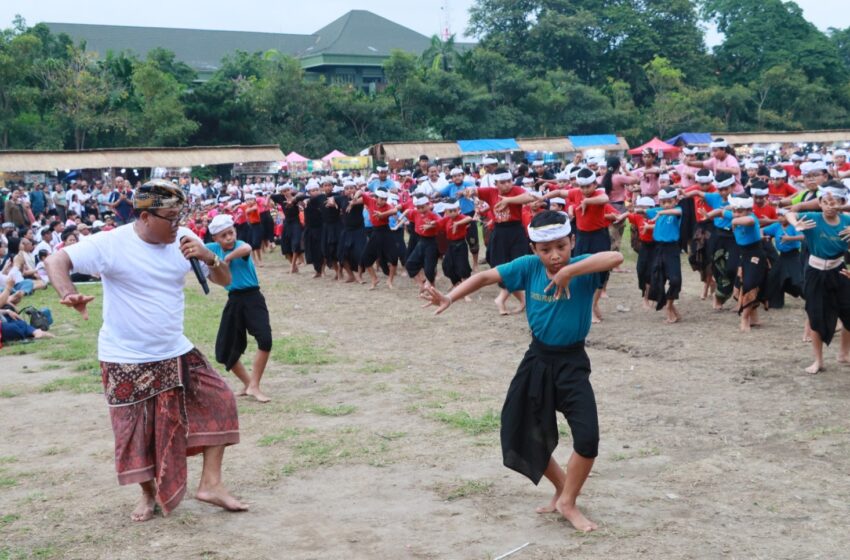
left=401, top=196, right=442, bottom=290
left=354, top=188, right=399, bottom=289
left=438, top=199, right=474, bottom=287
left=615, top=197, right=657, bottom=309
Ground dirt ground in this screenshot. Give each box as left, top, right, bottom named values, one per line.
left=2, top=251, right=850, bottom=560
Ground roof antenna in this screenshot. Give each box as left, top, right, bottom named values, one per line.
left=440, top=0, right=451, bottom=40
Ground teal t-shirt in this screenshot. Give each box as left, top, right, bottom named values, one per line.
left=722, top=210, right=762, bottom=245
left=205, top=240, right=259, bottom=291
left=704, top=192, right=731, bottom=230
left=497, top=254, right=597, bottom=346
left=798, top=212, right=850, bottom=259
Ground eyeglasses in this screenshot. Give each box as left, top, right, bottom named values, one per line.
left=148, top=209, right=188, bottom=225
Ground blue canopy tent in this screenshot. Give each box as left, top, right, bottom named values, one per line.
left=568, top=134, right=621, bottom=149
left=457, top=138, right=520, bottom=154
left=665, top=132, right=713, bottom=146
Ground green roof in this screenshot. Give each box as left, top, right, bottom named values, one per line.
left=44, top=11, right=470, bottom=74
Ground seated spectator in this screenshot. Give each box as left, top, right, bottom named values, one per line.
left=0, top=307, right=54, bottom=345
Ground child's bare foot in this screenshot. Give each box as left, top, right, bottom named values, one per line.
left=312, top=272, right=322, bottom=279
left=32, top=329, right=54, bottom=339
left=195, top=483, right=249, bottom=512
left=246, top=387, right=271, bottom=403
left=665, top=312, right=679, bottom=324
left=236, top=386, right=249, bottom=397
left=805, top=361, right=823, bottom=374
left=511, top=304, right=526, bottom=315
left=642, top=300, right=651, bottom=310
left=369, top=280, right=380, bottom=290
left=131, top=491, right=156, bottom=522
left=387, top=280, right=394, bottom=289
left=536, top=490, right=560, bottom=514
left=600, top=290, right=609, bottom=299
left=837, top=353, right=850, bottom=365
left=10, top=290, right=23, bottom=304
left=556, top=501, right=598, bottom=532
left=344, top=276, right=355, bottom=283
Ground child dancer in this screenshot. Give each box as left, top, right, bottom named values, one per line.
left=422, top=210, right=622, bottom=532
left=763, top=209, right=804, bottom=309
left=206, top=214, right=273, bottom=402
left=438, top=199, right=474, bottom=288
left=643, top=187, right=683, bottom=323
left=726, top=195, right=768, bottom=332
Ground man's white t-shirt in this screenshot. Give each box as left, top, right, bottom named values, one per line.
left=63, top=224, right=204, bottom=363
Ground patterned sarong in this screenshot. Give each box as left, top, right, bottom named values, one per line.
left=101, top=349, right=239, bottom=515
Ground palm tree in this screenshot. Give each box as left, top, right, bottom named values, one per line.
left=421, top=34, right=459, bottom=72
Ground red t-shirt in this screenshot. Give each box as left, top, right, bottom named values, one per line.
left=242, top=203, right=261, bottom=224
left=233, top=206, right=247, bottom=225
left=362, top=193, right=396, bottom=227
left=567, top=187, right=610, bottom=232
left=752, top=203, right=777, bottom=221
left=476, top=186, right=525, bottom=223
left=627, top=213, right=655, bottom=243
left=439, top=215, right=469, bottom=241
left=782, top=164, right=801, bottom=178
left=409, top=210, right=441, bottom=238
left=684, top=185, right=717, bottom=222
left=768, top=181, right=796, bottom=200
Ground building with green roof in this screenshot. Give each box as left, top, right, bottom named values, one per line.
left=46, top=10, right=471, bottom=91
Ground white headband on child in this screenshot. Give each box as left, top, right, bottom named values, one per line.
left=527, top=220, right=572, bottom=242
left=374, top=190, right=389, bottom=199
left=549, top=197, right=566, bottom=206
left=636, top=196, right=656, bottom=207
left=450, top=168, right=464, bottom=176
left=710, top=140, right=728, bottom=149
left=414, top=196, right=430, bottom=206
left=443, top=201, right=459, bottom=210
left=576, top=172, right=597, bottom=187
left=715, top=176, right=735, bottom=189
left=658, top=188, right=678, bottom=200
left=751, top=187, right=769, bottom=196
left=728, top=196, right=754, bottom=209
left=493, top=172, right=513, bottom=182
left=208, top=214, right=234, bottom=235
left=821, top=186, right=849, bottom=201
left=695, top=171, right=714, bottom=184
left=769, top=169, right=786, bottom=179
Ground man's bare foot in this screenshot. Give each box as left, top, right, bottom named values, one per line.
left=10, top=291, right=23, bottom=304
left=195, top=483, right=249, bottom=512
left=805, top=361, right=823, bottom=374
left=556, top=502, right=598, bottom=532
left=246, top=386, right=271, bottom=403
left=131, top=492, right=156, bottom=522
left=32, top=329, right=54, bottom=339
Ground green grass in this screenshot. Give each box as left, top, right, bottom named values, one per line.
left=433, top=410, right=500, bottom=435
left=0, top=390, right=18, bottom=399
left=306, top=404, right=356, bottom=417
left=0, top=477, right=19, bottom=489
left=438, top=479, right=494, bottom=501
left=257, top=427, right=312, bottom=447
left=39, top=373, right=102, bottom=394
left=277, top=429, right=393, bottom=475
left=356, top=360, right=396, bottom=374
left=0, top=457, right=18, bottom=465
left=271, top=336, right=334, bottom=365
left=0, top=514, right=20, bottom=527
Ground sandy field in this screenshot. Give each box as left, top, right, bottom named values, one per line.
left=2, top=250, right=850, bottom=560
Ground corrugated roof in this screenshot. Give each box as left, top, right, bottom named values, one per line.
left=457, top=138, right=520, bottom=154
left=378, top=141, right=461, bottom=161
left=516, top=137, right=574, bottom=153
left=568, top=135, right=629, bottom=151
left=46, top=22, right=312, bottom=72
left=305, top=10, right=431, bottom=58
left=712, top=129, right=850, bottom=145
left=0, top=145, right=285, bottom=172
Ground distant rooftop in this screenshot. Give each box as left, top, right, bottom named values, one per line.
left=45, top=10, right=473, bottom=77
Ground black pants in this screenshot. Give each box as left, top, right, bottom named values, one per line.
left=338, top=227, right=366, bottom=269
left=464, top=212, right=479, bottom=255
left=360, top=226, right=398, bottom=268
left=405, top=236, right=438, bottom=283
left=766, top=249, right=803, bottom=309
left=501, top=338, right=598, bottom=485
left=281, top=221, right=303, bottom=256
left=648, top=241, right=682, bottom=310
left=215, top=288, right=273, bottom=371
left=804, top=262, right=850, bottom=345
left=304, top=227, right=324, bottom=273
left=443, top=240, right=472, bottom=285
left=636, top=241, right=656, bottom=294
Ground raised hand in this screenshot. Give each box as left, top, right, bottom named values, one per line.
left=544, top=267, right=573, bottom=300
left=60, top=293, right=95, bottom=320
left=419, top=285, right=452, bottom=315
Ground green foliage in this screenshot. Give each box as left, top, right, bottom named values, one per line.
left=2, top=6, right=850, bottom=151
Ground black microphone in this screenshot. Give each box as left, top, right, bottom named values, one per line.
left=180, top=235, right=210, bottom=295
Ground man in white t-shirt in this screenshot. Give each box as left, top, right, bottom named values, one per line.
left=44, top=179, right=247, bottom=522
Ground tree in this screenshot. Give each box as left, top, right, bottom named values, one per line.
left=421, top=34, right=460, bottom=72
left=131, top=60, right=198, bottom=146
left=0, top=27, right=40, bottom=148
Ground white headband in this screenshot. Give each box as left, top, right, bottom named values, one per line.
left=770, top=169, right=786, bottom=179
left=636, top=196, right=656, bottom=207
left=414, top=196, right=430, bottom=206
left=658, top=189, right=678, bottom=200
left=682, top=147, right=697, bottom=155
left=374, top=190, right=389, bottom=199
left=695, top=172, right=714, bottom=184
left=728, top=196, right=754, bottom=210
left=822, top=186, right=849, bottom=201
left=549, top=197, right=566, bottom=206
left=576, top=171, right=597, bottom=187
left=493, top=172, right=513, bottom=182
left=751, top=188, right=769, bottom=196
left=208, top=214, right=235, bottom=235
left=527, top=220, right=572, bottom=242
left=481, top=157, right=498, bottom=165
left=450, top=168, right=464, bottom=176
left=715, top=176, right=735, bottom=189
left=710, top=140, right=728, bottom=149
left=745, top=162, right=758, bottom=170
left=442, top=201, right=459, bottom=210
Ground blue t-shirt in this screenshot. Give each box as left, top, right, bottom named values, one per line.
left=205, top=240, right=259, bottom=291
left=704, top=192, right=731, bottom=230
left=722, top=210, right=761, bottom=245
left=798, top=212, right=850, bottom=259
left=438, top=181, right=475, bottom=214
left=497, top=254, right=597, bottom=346
left=762, top=222, right=801, bottom=253
left=363, top=208, right=372, bottom=229
left=367, top=179, right=396, bottom=193
left=646, top=207, right=681, bottom=243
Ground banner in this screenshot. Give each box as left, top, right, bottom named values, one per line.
left=331, top=156, right=372, bottom=170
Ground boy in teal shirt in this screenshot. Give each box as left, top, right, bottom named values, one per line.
left=207, top=214, right=273, bottom=402
left=422, top=211, right=622, bottom=532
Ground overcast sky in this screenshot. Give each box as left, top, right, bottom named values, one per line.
left=3, top=0, right=848, bottom=45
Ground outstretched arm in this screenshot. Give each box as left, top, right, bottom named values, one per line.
left=44, top=251, right=95, bottom=319
left=421, top=268, right=502, bottom=314
left=546, top=251, right=624, bottom=299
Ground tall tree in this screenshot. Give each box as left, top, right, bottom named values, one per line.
left=131, top=60, right=198, bottom=146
